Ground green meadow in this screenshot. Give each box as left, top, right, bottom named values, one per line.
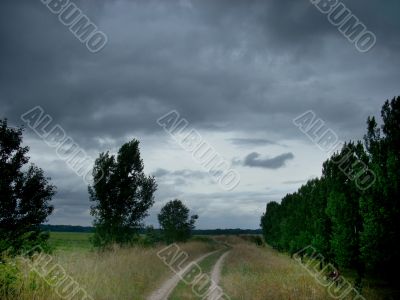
left=48, top=232, right=93, bottom=252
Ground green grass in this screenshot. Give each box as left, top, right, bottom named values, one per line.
left=47, top=233, right=216, bottom=253
left=48, top=232, right=93, bottom=251
left=3, top=240, right=219, bottom=300
left=169, top=249, right=227, bottom=300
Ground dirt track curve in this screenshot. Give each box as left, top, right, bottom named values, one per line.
left=207, top=250, right=231, bottom=300
left=147, top=250, right=219, bottom=300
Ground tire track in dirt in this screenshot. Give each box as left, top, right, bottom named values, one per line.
left=147, top=250, right=219, bottom=300
left=207, top=250, right=231, bottom=300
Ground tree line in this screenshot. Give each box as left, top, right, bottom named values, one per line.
left=40, top=224, right=262, bottom=235
left=261, top=96, right=400, bottom=283
left=0, top=119, right=199, bottom=257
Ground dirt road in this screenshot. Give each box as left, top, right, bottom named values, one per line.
left=147, top=250, right=219, bottom=300
left=207, top=250, right=230, bottom=300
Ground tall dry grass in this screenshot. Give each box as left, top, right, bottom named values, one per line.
left=220, top=241, right=389, bottom=300
left=221, top=242, right=331, bottom=300
left=1, top=241, right=218, bottom=300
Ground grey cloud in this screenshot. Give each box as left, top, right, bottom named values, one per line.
left=152, top=168, right=220, bottom=182
left=1, top=0, right=399, bottom=227
left=1, top=0, right=399, bottom=146
left=177, top=190, right=286, bottom=229
left=282, top=179, right=307, bottom=185
left=152, top=168, right=170, bottom=178
left=152, top=168, right=222, bottom=188
left=243, top=152, right=294, bottom=169
left=146, top=189, right=286, bottom=229
left=173, top=178, right=187, bottom=186
left=228, top=138, right=276, bottom=146
left=171, top=169, right=215, bottom=179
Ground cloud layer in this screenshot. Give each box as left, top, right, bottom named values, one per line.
left=0, top=0, right=399, bottom=228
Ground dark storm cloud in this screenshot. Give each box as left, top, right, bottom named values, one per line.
left=242, top=152, right=294, bottom=169
left=1, top=0, right=399, bottom=226
left=1, top=0, right=399, bottom=146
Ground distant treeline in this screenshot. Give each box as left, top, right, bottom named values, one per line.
left=40, top=225, right=94, bottom=233
left=193, top=229, right=262, bottom=235
left=41, top=224, right=261, bottom=236
left=261, top=97, right=400, bottom=282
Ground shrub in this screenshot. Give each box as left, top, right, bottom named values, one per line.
left=0, top=259, right=21, bottom=297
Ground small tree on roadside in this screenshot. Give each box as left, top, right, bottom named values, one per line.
left=89, top=139, right=157, bottom=247
left=0, top=119, right=56, bottom=256
left=158, top=199, right=198, bottom=243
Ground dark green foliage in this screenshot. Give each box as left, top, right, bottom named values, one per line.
left=261, top=201, right=282, bottom=249
left=261, top=96, right=400, bottom=281
left=0, top=119, right=55, bottom=256
left=0, top=258, right=20, bottom=297
left=158, top=199, right=198, bottom=243
left=324, top=142, right=365, bottom=269
left=40, top=224, right=94, bottom=232
left=193, top=228, right=262, bottom=235
left=359, top=97, right=400, bottom=279
left=38, top=225, right=262, bottom=235
left=139, top=225, right=163, bottom=246
left=89, top=140, right=157, bottom=247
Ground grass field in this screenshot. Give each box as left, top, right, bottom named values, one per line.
left=1, top=233, right=396, bottom=300
left=221, top=241, right=331, bottom=300
left=48, top=232, right=93, bottom=251
left=219, top=237, right=393, bottom=300
left=1, top=233, right=220, bottom=300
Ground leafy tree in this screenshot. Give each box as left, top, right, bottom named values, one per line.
left=158, top=199, right=198, bottom=243
left=308, top=178, right=331, bottom=260
left=324, top=142, right=365, bottom=269
left=140, top=225, right=162, bottom=246
left=261, top=201, right=281, bottom=249
left=89, top=140, right=157, bottom=247
left=360, top=97, right=400, bottom=279
left=260, top=96, right=400, bottom=285
left=0, top=119, right=55, bottom=256
left=261, top=180, right=329, bottom=256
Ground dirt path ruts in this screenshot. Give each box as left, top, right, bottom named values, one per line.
left=207, top=250, right=231, bottom=300
left=147, top=250, right=219, bottom=300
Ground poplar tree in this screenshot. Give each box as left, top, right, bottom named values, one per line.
left=89, top=140, right=157, bottom=247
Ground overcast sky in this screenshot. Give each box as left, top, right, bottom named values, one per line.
left=1, top=0, right=399, bottom=229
